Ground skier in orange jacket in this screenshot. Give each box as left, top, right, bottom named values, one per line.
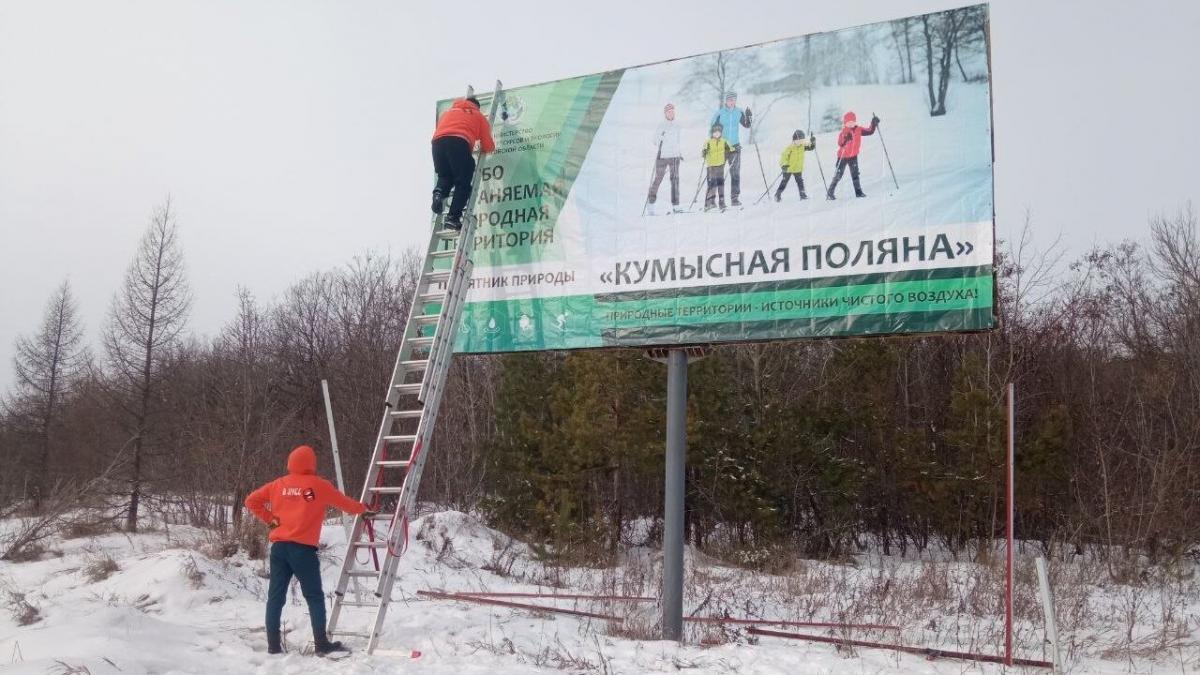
left=431, top=96, right=497, bottom=230
left=245, top=445, right=371, bottom=656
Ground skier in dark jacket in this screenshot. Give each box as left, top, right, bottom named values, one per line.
left=431, top=97, right=497, bottom=230
left=826, top=111, right=879, bottom=199
left=710, top=92, right=752, bottom=206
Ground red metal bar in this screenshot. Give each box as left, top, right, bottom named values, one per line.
left=422, top=590, right=897, bottom=633
left=1006, top=382, right=1015, bottom=666
left=687, top=616, right=898, bottom=631
left=747, top=627, right=1052, bottom=669
left=417, top=590, right=623, bottom=621
left=454, top=591, right=656, bottom=602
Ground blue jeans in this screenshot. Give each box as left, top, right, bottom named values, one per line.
left=266, top=541, right=326, bottom=641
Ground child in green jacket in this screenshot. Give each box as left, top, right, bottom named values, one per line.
left=702, top=123, right=735, bottom=211
left=776, top=130, right=816, bottom=201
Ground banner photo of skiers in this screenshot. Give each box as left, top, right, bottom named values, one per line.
left=436, top=4, right=995, bottom=353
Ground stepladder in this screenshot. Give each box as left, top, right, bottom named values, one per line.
left=325, top=81, right=503, bottom=655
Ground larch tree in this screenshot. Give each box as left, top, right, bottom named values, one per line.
left=103, top=199, right=191, bottom=531
left=9, top=281, right=87, bottom=509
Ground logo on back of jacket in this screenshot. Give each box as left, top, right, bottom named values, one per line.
left=282, top=487, right=317, bottom=502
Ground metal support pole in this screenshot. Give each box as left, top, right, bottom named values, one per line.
left=1035, top=556, right=1062, bottom=672
left=1005, top=382, right=1015, bottom=666
left=663, top=348, right=688, bottom=641
left=322, top=380, right=347, bottom=496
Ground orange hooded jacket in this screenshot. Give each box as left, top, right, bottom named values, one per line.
left=245, top=445, right=367, bottom=547
left=432, top=98, right=496, bottom=153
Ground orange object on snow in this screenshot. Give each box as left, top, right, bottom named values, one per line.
left=432, top=98, right=496, bottom=153
left=245, top=445, right=367, bottom=547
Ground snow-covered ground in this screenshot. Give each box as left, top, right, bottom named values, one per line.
left=1, top=510, right=1196, bottom=674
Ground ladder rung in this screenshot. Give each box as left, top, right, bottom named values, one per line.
left=394, top=383, right=422, bottom=395
left=434, top=228, right=460, bottom=239
left=338, top=600, right=381, bottom=608
left=353, top=541, right=389, bottom=548
left=389, top=409, right=423, bottom=419
left=376, top=460, right=411, bottom=468
left=412, top=314, right=440, bottom=325
left=416, top=292, right=446, bottom=304
left=367, top=486, right=404, bottom=494
left=382, top=434, right=416, bottom=444
left=429, top=249, right=457, bottom=259
left=400, top=359, right=428, bottom=370
left=407, top=335, right=434, bottom=346
left=330, top=630, right=372, bottom=638
left=426, top=270, right=452, bottom=282
left=366, top=513, right=394, bottom=520
left=346, top=570, right=380, bottom=578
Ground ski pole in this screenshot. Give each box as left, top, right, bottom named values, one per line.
left=755, top=171, right=784, bottom=205
left=641, top=142, right=662, bottom=217
left=688, top=162, right=707, bottom=210
left=873, top=111, right=899, bottom=190
left=808, top=90, right=828, bottom=193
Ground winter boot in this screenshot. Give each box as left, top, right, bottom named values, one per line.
left=774, top=190, right=782, bottom=202
left=443, top=215, right=463, bottom=231
left=855, top=190, right=867, bottom=198
left=799, top=191, right=808, bottom=200
left=826, top=190, right=836, bottom=200
left=314, top=639, right=349, bottom=657
left=431, top=189, right=444, bottom=215
left=267, top=631, right=282, bottom=655
left=731, top=198, right=741, bottom=207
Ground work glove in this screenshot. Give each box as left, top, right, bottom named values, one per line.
left=841, top=131, right=853, bottom=146
left=744, top=108, right=753, bottom=125
left=810, top=137, right=817, bottom=148
left=702, top=147, right=708, bottom=157
left=871, top=115, right=880, bottom=126
left=362, top=510, right=378, bottom=519
left=268, top=517, right=280, bottom=529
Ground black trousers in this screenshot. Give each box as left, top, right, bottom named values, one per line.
left=648, top=157, right=680, bottom=205
left=827, top=156, right=862, bottom=196
left=432, top=136, right=476, bottom=219
left=726, top=145, right=742, bottom=201
left=704, top=166, right=726, bottom=208
left=776, top=172, right=807, bottom=198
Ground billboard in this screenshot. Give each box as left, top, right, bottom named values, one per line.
left=437, top=5, right=995, bottom=353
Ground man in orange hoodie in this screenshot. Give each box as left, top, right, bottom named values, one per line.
left=245, top=445, right=372, bottom=656
left=431, top=96, right=496, bottom=230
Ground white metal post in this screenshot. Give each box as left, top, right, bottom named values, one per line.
left=1035, top=556, right=1062, bottom=672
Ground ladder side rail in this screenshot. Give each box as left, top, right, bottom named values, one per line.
left=329, top=254, right=452, bottom=625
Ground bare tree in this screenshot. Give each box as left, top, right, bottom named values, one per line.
left=921, top=8, right=981, bottom=116
left=7, top=281, right=87, bottom=510
left=102, top=199, right=191, bottom=531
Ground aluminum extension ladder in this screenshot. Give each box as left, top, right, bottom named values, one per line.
left=326, top=81, right=504, bottom=655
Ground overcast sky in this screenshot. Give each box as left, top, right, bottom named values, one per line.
left=1, top=0, right=1198, bottom=392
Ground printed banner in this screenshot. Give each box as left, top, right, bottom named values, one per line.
left=432, top=5, right=995, bottom=352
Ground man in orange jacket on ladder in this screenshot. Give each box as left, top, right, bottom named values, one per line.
left=245, top=445, right=373, bottom=656
left=431, top=96, right=497, bottom=230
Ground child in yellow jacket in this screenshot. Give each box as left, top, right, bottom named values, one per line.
left=776, top=130, right=816, bottom=201
left=702, top=123, right=735, bottom=211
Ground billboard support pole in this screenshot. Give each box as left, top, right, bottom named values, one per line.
left=1005, top=381, right=1015, bottom=666
left=648, top=346, right=708, bottom=641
